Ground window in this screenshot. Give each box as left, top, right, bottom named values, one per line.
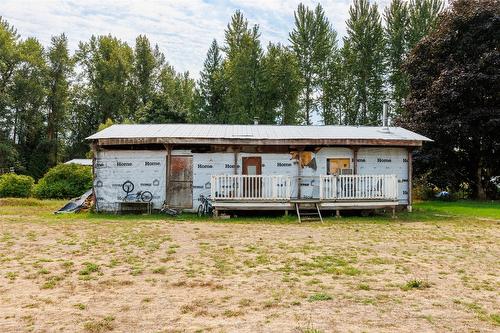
left=327, top=158, right=351, bottom=175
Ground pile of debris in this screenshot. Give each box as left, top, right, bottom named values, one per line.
left=54, top=189, right=94, bottom=214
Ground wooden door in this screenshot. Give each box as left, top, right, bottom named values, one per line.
left=167, top=156, right=193, bottom=208
left=242, top=157, right=262, bottom=198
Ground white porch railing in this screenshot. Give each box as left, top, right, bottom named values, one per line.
left=211, top=175, right=291, bottom=200
left=320, top=174, right=398, bottom=200
left=211, top=174, right=398, bottom=201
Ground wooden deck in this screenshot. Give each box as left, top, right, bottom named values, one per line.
left=213, top=198, right=399, bottom=211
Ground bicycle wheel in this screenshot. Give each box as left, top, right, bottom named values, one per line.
left=197, top=204, right=204, bottom=217
left=122, top=181, right=134, bottom=194
left=141, top=191, right=153, bottom=202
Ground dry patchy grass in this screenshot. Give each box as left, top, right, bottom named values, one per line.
left=0, top=198, right=499, bottom=332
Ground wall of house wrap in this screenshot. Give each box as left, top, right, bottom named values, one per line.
left=94, top=150, right=167, bottom=212
left=93, top=147, right=409, bottom=212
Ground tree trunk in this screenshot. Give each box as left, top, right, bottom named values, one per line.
left=476, top=166, right=487, bottom=200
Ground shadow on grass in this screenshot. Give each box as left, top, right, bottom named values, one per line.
left=2, top=198, right=498, bottom=225
left=53, top=208, right=451, bottom=225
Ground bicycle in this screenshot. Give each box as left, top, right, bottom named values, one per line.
left=122, top=180, right=153, bottom=202
left=124, top=190, right=153, bottom=202
left=197, top=194, right=213, bottom=217
left=159, top=202, right=180, bottom=216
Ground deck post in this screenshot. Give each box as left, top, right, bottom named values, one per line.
left=297, top=149, right=303, bottom=199
left=407, top=149, right=413, bottom=212
left=352, top=146, right=359, bottom=174
left=352, top=146, right=359, bottom=198
left=336, top=209, right=340, bottom=218
left=233, top=147, right=239, bottom=175
left=91, top=142, right=98, bottom=212
left=165, top=144, right=172, bottom=205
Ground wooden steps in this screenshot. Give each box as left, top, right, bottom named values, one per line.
left=295, top=202, right=323, bottom=223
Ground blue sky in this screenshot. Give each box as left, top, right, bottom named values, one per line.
left=0, top=0, right=390, bottom=78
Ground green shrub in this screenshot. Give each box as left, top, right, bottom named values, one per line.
left=308, top=293, right=333, bottom=302
left=401, top=279, right=431, bottom=291
left=0, top=173, right=34, bottom=197
left=33, top=164, right=92, bottom=199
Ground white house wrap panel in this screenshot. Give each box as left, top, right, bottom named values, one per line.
left=357, top=148, right=409, bottom=204
left=94, top=150, right=167, bottom=211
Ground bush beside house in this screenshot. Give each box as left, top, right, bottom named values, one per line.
left=0, top=174, right=35, bottom=198
left=33, top=164, right=92, bottom=199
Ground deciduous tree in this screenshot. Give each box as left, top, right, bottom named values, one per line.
left=403, top=0, right=500, bottom=199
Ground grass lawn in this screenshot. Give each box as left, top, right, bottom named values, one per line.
left=0, top=198, right=499, bottom=332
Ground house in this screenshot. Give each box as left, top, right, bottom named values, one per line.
left=86, top=124, right=431, bottom=217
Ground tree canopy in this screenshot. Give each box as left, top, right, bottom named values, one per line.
left=0, top=0, right=452, bottom=184
left=402, top=0, right=500, bottom=199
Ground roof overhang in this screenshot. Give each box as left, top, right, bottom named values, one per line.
left=90, top=137, right=425, bottom=147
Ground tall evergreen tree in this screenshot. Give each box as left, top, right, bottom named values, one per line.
left=46, top=33, right=73, bottom=167
left=383, top=0, right=443, bottom=118
left=289, top=4, right=335, bottom=124
left=261, top=43, right=302, bottom=125
left=191, top=39, right=225, bottom=123
left=337, top=40, right=358, bottom=125
left=321, top=46, right=342, bottom=125
left=223, top=11, right=265, bottom=124
left=344, top=0, right=386, bottom=125
left=384, top=0, right=410, bottom=117
left=408, top=0, right=444, bottom=48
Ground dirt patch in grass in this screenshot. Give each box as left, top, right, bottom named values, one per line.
left=0, top=200, right=499, bottom=332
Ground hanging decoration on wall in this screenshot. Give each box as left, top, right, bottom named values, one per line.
left=290, top=151, right=317, bottom=170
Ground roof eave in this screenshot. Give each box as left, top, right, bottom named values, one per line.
left=90, top=137, right=425, bottom=147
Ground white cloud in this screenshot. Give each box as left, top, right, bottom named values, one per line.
left=0, top=0, right=393, bottom=78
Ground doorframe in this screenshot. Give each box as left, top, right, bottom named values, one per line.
left=242, top=156, right=262, bottom=198
left=165, top=144, right=171, bottom=204
left=167, top=154, right=193, bottom=208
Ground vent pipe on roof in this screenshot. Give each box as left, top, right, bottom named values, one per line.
left=381, top=101, right=390, bottom=133
left=253, top=117, right=259, bottom=125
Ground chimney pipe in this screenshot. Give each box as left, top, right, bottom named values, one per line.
left=381, top=101, right=390, bottom=132
left=253, top=117, right=259, bottom=125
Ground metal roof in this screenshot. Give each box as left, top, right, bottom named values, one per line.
left=87, top=124, right=430, bottom=142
